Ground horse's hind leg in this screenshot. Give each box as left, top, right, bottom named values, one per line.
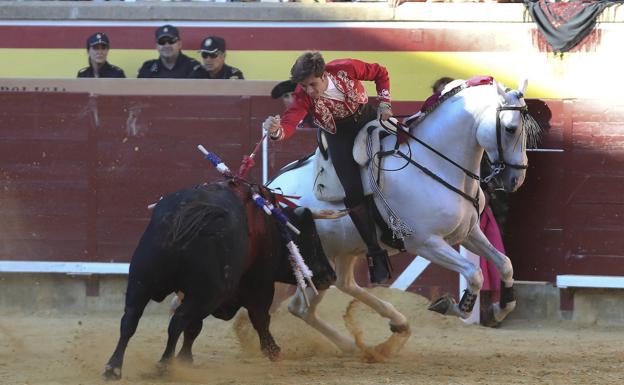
left=415, top=237, right=484, bottom=319
left=462, top=227, right=516, bottom=322
left=288, top=286, right=358, bottom=354
left=103, top=279, right=151, bottom=380
left=334, top=253, right=409, bottom=334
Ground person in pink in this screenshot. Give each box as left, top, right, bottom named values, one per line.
left=262, top=51, right=393, bottom=284
left=480, top=205, right=503, bottom=302
left=479, top=180, right=506, bottom=326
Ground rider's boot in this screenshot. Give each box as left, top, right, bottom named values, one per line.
left=348, top=201, right=392, bottom=284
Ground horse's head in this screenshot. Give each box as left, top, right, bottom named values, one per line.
left=477, top=79, right=540, bottom=192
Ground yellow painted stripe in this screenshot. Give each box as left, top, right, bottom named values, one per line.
left=1, top=49, right=621, bottom=100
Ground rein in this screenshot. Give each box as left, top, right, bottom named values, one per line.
left=377, top=78, right=528, bottom=211
left=378, top=118, right=481, bottom=211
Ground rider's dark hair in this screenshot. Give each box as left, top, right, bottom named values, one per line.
left=291, top=51, right=325, bottom=83
left=432, top=77, right=454, bottom=93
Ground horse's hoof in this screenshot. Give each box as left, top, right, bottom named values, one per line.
left=481, top=305, right=501, bottom=328
left=102, top=365, right=121, bottom=381
left=389, top=322, right=410, bottom=334
left=428, top=295, right=454, bottom=315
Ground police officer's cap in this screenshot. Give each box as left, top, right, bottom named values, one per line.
left=155, top=25, right=180, bottom=41
left=199, top=36, right=226, bottom=54
left=271, top=80, right=297, bottom=99
left=86, top=32, right=110, bottom=50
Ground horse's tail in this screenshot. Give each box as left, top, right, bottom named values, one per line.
left=165, top=200, right=229, bottom=249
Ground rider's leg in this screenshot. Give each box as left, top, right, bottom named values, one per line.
left=324, top=121, right=391, bottom=284
left=347, top=200, right=392, bottom=284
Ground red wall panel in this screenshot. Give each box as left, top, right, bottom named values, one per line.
left=3, top=91, right=624, bottom=289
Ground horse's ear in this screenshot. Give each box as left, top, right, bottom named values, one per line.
left=517, top=78, right=528, bottom=96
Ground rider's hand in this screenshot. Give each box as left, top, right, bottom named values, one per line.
left=378, top=102, right=393, bottom=121
left=262, top=115, right=283, bottom=140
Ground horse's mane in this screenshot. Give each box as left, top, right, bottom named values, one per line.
left=435, top=79, right=543, bottom=149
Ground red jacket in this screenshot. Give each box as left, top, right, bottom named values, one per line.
left=279, top=58, right=391, bottom=138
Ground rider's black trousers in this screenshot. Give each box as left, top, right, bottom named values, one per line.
left=324, top=103, right=377, bottom=209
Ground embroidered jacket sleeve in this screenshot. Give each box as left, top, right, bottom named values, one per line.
left=277, top=86, right=312, bottom=140
left=328, top=58, right=391, bottom=103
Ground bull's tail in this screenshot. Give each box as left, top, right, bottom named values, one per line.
left=166, top=201, right=229, bottom=248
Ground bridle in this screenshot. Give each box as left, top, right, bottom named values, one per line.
left=483, top=104, right=529, bottom=183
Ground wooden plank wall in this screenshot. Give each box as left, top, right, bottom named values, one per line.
left=2, top=91, right=623, bottom=288
left=506, top=99, right=624, bottom=281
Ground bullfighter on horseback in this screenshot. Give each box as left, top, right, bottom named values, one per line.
left=262, top=51, right=394, bottom=284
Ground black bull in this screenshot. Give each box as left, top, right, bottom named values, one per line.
left=103, top=181, right=335, bottom=380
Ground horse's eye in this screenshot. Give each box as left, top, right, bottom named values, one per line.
left=506, top=126, right=517, bottom=134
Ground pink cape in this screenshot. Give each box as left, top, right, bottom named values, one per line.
left=479, top=206, right=504, bottom=302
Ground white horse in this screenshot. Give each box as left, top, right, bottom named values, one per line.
left=268, top=77, right=540, bottom=353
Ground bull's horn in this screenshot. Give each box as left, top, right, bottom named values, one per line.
left=310, top=208, right=349, bottom=219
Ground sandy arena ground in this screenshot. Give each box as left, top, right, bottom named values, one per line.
left=2, top=287, right=624, bottom=385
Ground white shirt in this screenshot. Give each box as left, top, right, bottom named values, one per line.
left=322, top=76, right=345, bottom=101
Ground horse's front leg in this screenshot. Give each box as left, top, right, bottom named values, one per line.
left=288, top=285, right=358, bottom=354
left=462, top=227, right=516, bottom=322
left=334, top=253, right=409, bottom=334
left=414, top=236, right=484, bottom=319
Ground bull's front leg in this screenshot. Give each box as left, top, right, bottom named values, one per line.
left=103, top=280, right=150, bottom=381
left=176, top=319, right=203, bottom=364
left=246, top=285, right=281, bottom=361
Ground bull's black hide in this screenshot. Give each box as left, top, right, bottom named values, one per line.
left=103, top=181, right=334, bottom=380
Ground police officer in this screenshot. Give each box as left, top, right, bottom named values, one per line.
left=190, top=36, right=244, bottom=79
left=137, top=24, right=200, bottom=78
left=77, top=32, right=125, bottom=78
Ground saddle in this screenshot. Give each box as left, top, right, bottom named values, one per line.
left=313, top=120, right=386, bottom=202
left=313, top=123, right=406, bottom=251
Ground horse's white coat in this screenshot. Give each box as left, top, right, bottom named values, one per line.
left=269, top=80, right=530, bottom=352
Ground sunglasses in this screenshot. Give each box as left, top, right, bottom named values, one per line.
left=158, top=37, right=178, bottom=45
left=90, top=44, right=108, bottom=50
left=201, top=51, right=220, bottom=59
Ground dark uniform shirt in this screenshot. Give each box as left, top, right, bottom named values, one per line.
left=77, top=62, right=126, bottom=78
left=190, top=64, right=244, bottom=79
left=137, top=52, right=200, bottom=79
